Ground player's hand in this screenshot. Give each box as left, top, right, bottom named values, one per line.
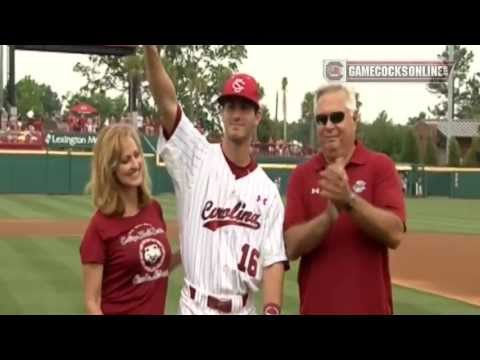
left=143, top=45, right=159, bottom=54
left=319, top=157, right=352, bottom=210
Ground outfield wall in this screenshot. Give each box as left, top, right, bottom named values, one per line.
left=0, top=151, right=165, bottom=195
left=0, top=151, right=295, bottom=196
left=425, top=169, right=480, bottom=199
left=1, top=151, right=480, bottom=199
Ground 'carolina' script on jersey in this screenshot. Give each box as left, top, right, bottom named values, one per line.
left=201, top=200, right=261, bottom=231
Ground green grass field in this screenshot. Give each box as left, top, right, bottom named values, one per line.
left=0, top=194, right=479, bottom=315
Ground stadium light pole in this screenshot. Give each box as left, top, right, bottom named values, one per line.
left=0, top=45, right=4, bottom=109
left=8, top=45, right=16, bottom=119
left=283, top=91, right=287, bottom=143
left=446, top=45, right=455, bottom=164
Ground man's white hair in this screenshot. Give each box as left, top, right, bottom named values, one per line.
left=315, top=84, right=358, bottom=113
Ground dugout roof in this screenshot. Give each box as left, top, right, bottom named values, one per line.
left=14, top=45, right=136, bottom=56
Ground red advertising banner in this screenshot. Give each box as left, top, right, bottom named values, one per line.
left=0, top=130, right=45, bottom=150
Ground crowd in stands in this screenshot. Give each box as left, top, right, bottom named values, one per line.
left=0, top=110, right=45, bottom=148
left=250, top=139, right=314, bottom=158
left=1, top=113, right=161, bottom=136
left=0, top=109, right=312, bottom=157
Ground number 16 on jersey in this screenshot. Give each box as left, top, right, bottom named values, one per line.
left=238, top=244, right=259, bottom=277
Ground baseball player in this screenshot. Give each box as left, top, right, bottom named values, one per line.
left=144, top=45, right=286, bottom=315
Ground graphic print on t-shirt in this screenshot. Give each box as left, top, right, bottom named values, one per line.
left=119, top=223, right=169, bottom=285
left=139, top=238, right=165, bottom=272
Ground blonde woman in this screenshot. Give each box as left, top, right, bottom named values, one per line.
left=80, top=124, right=180, bottom=315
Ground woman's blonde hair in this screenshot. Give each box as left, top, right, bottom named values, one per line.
left=86, top=123, right=152, bottom=217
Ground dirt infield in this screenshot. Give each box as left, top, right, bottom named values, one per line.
left=0, top=218, right=478, bottom=307
left=390, top=233, right=480, bottom=306
left=0, top=219, right=89, bottom=238
left=0, top=219, right=179, bottom=245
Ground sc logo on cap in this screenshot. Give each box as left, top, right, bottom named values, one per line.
left=232, top=78, right=246, bottom=93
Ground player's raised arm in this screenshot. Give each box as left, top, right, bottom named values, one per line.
left=144, top=45, right=178, bottom=135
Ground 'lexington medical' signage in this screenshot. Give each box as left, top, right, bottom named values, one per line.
left=45, top=132, right=97, bottom=150
left=45, top=132, right=157, bottom=153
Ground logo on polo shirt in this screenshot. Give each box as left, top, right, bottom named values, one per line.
left=353, top=180, right=367, bottom=194
left=312, top=187, right=320, bottom=195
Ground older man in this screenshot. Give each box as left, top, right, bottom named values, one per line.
left=284, top=84, right=406, bottom=315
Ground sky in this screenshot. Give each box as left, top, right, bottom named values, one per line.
left=3, top=45, right=480, bottom=124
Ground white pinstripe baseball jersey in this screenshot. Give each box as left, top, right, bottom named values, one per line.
left=157, top=109, right=287, bottom=302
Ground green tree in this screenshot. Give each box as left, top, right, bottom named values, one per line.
left=287, top=120, right=310, bottom=146
left=16, top=77, right=44, bottom=116
left=111, top=95, right=128, bottom=119
left=361, top=110, right=402, bottom=158
left=463, top=78, right=480, bottom=119
left=39, top=84, right=62, bottom=116
left=301, top=91, right=315, bottom=121
left=400, top=128, right=420, bottom=164
left=448, top=137, right=461, bottom=167
left=257, top=106, right=273, bottom=144
left=424, top=135, right=439, bottom=165
left=13, top=76, right=62, bottom=118
left=74, top=45, right=247, bottom=134
left=464, top=137, right=480, bottom=166
left=392, top=125, right=409, bottom=161
left=356, top=121, right=370, bottom=143
left=427, top=45, right=480, bottom=119
left=356, top=96, right=411, bottom=160
left=407, top=111, right=427, bottom=126
left=300, top=91, right=317, bottom=149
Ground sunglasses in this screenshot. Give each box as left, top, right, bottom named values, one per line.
left=315, top=111, right=346, bottom=126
